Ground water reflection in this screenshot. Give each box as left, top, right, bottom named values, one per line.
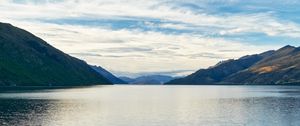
left=0, top=86, right=300, bottom=126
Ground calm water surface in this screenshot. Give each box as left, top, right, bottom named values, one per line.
left=0, top=85, right=300, bottom=126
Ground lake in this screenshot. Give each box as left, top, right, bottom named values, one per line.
left=0, top=85, right=300, bottom=126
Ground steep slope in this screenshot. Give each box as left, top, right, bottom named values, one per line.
left=166, top=50, right=274, bottom=85
left=91, top=66, right=127, bottom=84
left=223, top=45, right=300, bottom=84
left=0, top=22, right=111, bottom=86
left=119, top=77, right=135, bottom=83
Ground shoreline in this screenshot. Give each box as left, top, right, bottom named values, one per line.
left=1, top=84, right=300, bottom=89
left=0, top=85, right=108, bottom=92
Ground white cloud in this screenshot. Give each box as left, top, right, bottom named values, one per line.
left=0, top=0, right=295, bottom=76
left=2, top=0, right=300, bottom=38
left=159, top=23, right=189, bottom=30
left=218, top=13, right=300, bottom=37
left=7, top=21, right=276, bottom=76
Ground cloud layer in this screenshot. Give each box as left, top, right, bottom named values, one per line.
left=1, top=0, right=299, bottom=77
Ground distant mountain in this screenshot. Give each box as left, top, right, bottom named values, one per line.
left=91, top=66, right=127, bottom=84
left=119, top=77, right=135, bottom=83
left=166, top=45, right=300, bottom=85
left=0, top=22, right=111, bottom=86
left=120, top=75, right=174, bottom=84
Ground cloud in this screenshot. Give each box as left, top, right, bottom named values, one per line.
left=69, top=52, right=103, bottom=57
left=7, top=21, right=273, bottom=74
left=100, top=47, right=153, bottom=53
left=113, top=69, right=196, bottom=78
left=0, top=0, right=298, bottom=76
left=188, top=52, right=226, bottom=59
left=2, top=0, right=300, bottom=38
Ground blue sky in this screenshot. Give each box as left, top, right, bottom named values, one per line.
left=1, top=0, right=300, bottom=77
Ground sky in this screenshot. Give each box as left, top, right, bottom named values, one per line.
left=1, top=0, right=300, bottom=77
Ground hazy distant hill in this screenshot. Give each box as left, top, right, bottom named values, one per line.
left=91, top=66, right=127, bottom=84
left=166, top=45, right=300, bottom=85
left=0, top=22, right=111, bottom=86
left=120, top=75, right=174, bottom=84
left=119, top=77, right=135, bottom=84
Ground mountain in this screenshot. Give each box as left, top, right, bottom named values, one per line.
left=0, top=22, right=111, bottom=86
left=167, top=45, right=300, bottom=85
left=119, top=77, right=135, bottom=83
left=223, top=45, right=300, bottom=85
left=91, top=66, right=127, bottom=84
left=166, top=50, right=274, bottom=85
left=120, top=75, right=174, bottom=84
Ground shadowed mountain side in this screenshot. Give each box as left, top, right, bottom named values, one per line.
left=91, top=66, right=127, bottom=84
left=0, top=22, right=111, bottom=86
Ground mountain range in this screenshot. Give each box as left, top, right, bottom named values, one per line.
left=166, top=45, right=300, bottom=85
left=0, top=22, right=111, bottom=86
left=1, top=22, right=300, bottom=86
left=120, top=75, right=174, bottom=84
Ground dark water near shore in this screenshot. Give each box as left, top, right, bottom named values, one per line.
left=0, top=85, right=300, bottom=126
